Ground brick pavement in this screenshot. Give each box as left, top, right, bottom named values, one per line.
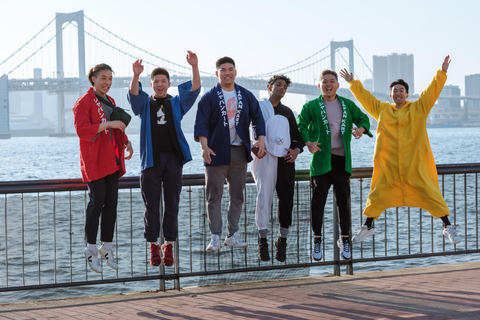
left=1, top=262, right=480, bottom=319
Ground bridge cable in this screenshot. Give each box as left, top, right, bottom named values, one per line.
left=245, top=44, right=330, bottom=79
left=0, top=17, right=56, bottom=69
left=353, top=45, right=373, bottom=74
left=6, top=20, right=75, bottom=76
left=83, top=30, right=191, bottom=77
left=84, top=15, right=214, bottom=76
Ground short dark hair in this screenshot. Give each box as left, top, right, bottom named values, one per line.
left=320, top=69, right=338, bottom=81
left=216, top=56, right=235, bottom=70
left=267, top=74, right=292, bottom=89
left=389, top=79, right=409, bottom=93
left=87, top=63, right=113, bottom=86
left=151, top=68, right=170, bottom=82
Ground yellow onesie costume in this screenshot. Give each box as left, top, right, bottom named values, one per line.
left=349, top=70, right=449, bottom=219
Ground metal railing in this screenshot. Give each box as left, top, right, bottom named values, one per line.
left=0, top=163, right=479, bottom=297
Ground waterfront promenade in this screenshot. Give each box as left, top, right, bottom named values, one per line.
left=1, top=261, right=479, bottom=319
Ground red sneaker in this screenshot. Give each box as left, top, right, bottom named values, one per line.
left=150, top=243, right=161, bottom=266
left=161, top=243, right=174, bottom=267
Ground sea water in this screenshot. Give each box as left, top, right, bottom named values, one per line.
left=0, top=127, right=479, bottom=302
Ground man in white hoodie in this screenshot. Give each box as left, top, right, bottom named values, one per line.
left=251, top=74, right=304, bottom=262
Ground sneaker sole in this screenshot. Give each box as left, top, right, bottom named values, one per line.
left=99, top=252, right=118, bottom=270
left=163, top=258, right=174, bottom=267
left=206, top=246, right=221, bottom=252
left=223, top=242, right=248, bottom=248
left=443, top=231, right=462, bottom=244
left=352, top=229, right=375, bottom=243
left=150, top=257, right=162, bottom=266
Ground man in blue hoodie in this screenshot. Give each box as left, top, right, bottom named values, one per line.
left=194, top=56, right=265, bottom=252
left=128, top=51, right=201, bottom=267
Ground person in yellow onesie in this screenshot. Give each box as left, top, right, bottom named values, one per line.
left=339, top=55, right=461, bottom=244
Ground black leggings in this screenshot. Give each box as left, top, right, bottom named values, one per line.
left=85, top=171, right=119, bottom=244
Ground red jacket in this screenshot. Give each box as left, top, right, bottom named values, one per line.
left=73, top=87, right=128, bottom=182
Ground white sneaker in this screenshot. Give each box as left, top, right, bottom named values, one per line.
left=352, top=225, right=375, bottom=243
left=99, top=245, right=118, bottom=270
left=312, top=239, right=322, bottom=261
left=337, top=238, right=352, bottom=260
left=443, top=225, right=461, bottom=244
left=84, top=247, right=103, bottom=273
left=223, top=232, right=248, bottom=248
left=206, top=234, right=222, bottom=252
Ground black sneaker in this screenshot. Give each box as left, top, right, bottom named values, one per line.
left=258, top=237, right=270, bottom=261
left=274, top=237, right=287, bottom=262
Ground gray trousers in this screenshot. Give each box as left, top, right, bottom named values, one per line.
left=205, top=145, right=247, bottom=236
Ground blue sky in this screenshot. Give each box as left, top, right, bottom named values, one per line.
left=0, top=0, right=478, bottom=97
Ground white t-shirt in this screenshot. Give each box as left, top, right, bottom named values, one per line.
left=222, top=89, right=242, bottom=145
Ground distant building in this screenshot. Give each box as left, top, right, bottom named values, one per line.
left=373, top=53, right=414, bottom=94
left=0, top=75, right=10, bottom=138
left=363, top=78, right=373, bottom=92
left=465, top=74, right=480, bottom=97
left=438, top=85, right=461, bottom=109
left=465, top=74, right=480, bottom=122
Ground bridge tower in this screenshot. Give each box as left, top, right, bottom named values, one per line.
left=330, top=40, right=354, bottom=75
left=55, top=10, right=86, bottom=135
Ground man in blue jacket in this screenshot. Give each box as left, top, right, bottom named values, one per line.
left=194, top=56, right=266, bottom=252
left=128, top=51, right=201, bottom=267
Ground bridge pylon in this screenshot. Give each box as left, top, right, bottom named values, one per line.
left=54, top=10, right=86, bottom=135
left=330, top=40, right=354, bottom=75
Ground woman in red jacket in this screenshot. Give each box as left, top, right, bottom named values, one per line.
left=73, top=63, right=133, bottom=273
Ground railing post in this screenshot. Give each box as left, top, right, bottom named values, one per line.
left=346, top=182, right=353, bottom=275
left=174, top=239, right=180, bottom=290
left=159, top=192, right=165, bottom=292
left=333, top=195, right=340, bottom=276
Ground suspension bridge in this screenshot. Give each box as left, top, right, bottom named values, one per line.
left=0, top=10, right=476, bottom=138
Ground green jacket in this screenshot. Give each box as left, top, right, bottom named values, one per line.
left=297, top=94, right=371, bottom=176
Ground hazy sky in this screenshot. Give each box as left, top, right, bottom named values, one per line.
left=0, top=0, right=478, bottom=97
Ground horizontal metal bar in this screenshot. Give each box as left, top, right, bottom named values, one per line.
left=1, top=164, right=479, bottom=194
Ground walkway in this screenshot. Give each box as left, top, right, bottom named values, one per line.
left=1, top=262, right=480, bottom=319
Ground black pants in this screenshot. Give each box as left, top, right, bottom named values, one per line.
left=276, top=157, right=295, bottom=229
left=85, top=171, right=119, bottom=244
left=141, top=152, right=183, bottom=242
left=311, top=155, right=351, bottom=237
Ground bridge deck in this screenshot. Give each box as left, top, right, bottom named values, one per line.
left=1, top=261, right=479, bottom=319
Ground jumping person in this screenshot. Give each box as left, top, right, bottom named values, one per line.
left=74, top=63, right=134, bottom=273
left=194, top=56, right=266, bottom=252
left=251, top=74, right=304, bottom=262
left=128, top=52, right=200, bottom=267
left=340, top=55, right=461, bottom=244
left=297, top=69, right=372, bottom=261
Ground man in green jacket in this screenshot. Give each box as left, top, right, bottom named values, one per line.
left=297, top=69, right=372, bottom=261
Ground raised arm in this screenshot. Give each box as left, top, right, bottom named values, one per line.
left=129, top=59, right=144, bottom=95
left=417, top=55, right=450, bottom=114
left=341, top=68, right=381, bottom=120
left=186, top=51, right=201, bottom=91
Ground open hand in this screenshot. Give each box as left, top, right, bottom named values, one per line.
left=340, top=68, right=354, bottom=82
left=306, top=141, right=321, bottom=154
left=442, top=55, right=451, bottom=72
left=186, top=51, right=198, bottom=67
left=284, top=148, right=300, bottom=163
left=133, top=59, right=144, bottom=76
left=351, top=127, right=365, bottom=139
